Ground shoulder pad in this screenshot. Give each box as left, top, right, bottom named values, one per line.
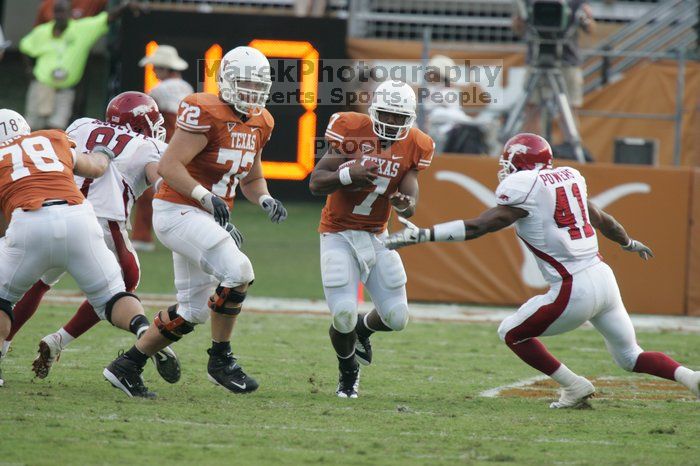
left=495, top=170, right=539, bottom=206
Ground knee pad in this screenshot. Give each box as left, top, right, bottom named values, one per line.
left=208, top=286, right=246, bottom=316
left=330, top=299, right=357, bottom=334
left=154, top=304, right=196, bottom=341
left=378, top=301, right=409, bottom=331
left=0, top=298, right=13, bottom=322
left=104, top=291, right=140, bottom=324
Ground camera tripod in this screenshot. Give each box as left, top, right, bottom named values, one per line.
left=500, top=64, right=586, bottom=163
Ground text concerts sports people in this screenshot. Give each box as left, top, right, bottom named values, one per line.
left=103, top=46, right=288, bottom=398
left=3, top=92, right=181, bottom=385
left=0, top=109, right=158, bottom=391
left=385, top=133, right=700, bottom=408
left=309, top=80, right=435, bottom=398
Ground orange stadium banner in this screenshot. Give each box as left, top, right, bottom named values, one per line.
left=399, top=155, right=700, bottom=315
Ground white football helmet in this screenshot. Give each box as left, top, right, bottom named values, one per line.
left=369, top=80, right=417, bottom=141
left=0, top=109, right=30, bottom=143
left=218, top=46, right=272, bottom=117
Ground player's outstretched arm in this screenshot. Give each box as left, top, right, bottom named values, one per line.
left=309, top=148, right=377, bottom=196
left=240, top=150, right=288, bottom=223
left=390, top=170, right=419, bottom=218
left=384, top=205, right=526, bottom=250
left=158, top=129, right=229, bottom=226
left=73, top=146, right=115, bottom=179
left=587, top=201, right=653, bottom=260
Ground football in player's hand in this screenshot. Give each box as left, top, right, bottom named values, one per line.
left=339, top=159, right=379, bottom=191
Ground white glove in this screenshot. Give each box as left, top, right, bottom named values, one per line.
left=383, top=216, right=431, bottom=250
left=225, top=223, right=244, bottom=249
left=259, top=195, right=288, bottom=224
left=622, top=239, right=654, bottom=260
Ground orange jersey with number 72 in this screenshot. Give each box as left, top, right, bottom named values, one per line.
left=0, top=130, right=84, bottom=219
left=319, top=112, right=434, bottom=233
left=155, top=93, right=274, bottom=210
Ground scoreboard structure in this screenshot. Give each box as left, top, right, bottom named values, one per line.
left=116, top=10, right=348, bottom=199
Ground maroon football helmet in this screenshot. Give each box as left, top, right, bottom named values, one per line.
left=105, top=91, right=166, bottom=141
left=498, top=133, right=553, bottom=181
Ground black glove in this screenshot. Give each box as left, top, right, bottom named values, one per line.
left=225, top=223, right=244, bottom=249
left=260, top=196, right=288, bottom=224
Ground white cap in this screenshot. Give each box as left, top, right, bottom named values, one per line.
left=138, top=45, right=188, bottom=71
left=0, top=109, right=30, bottom=143
left=427, top=54, right=457, bottom=82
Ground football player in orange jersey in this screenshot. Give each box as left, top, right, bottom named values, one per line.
left=104, top=46, right=288, bottom=397
left=0, top=109, right=163, bottom=391
left=309, top=80, right=435, bottom=398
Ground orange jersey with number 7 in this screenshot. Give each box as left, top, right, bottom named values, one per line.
left=155, top=92, right=274, bottom=209
left=0, top=130, right=84, bottom=219
left=319, top=112, right=434, bottom=233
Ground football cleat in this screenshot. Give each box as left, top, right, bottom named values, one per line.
left=207, top=349, right=259, bottom=394
left=354, top=334, right=373, bottom=366
left=103, top=352, right=156, bottom=399
left=336, top=366, right=360, bottom=398
left=32, top=332, right=64, bottom=379
left=151, top=345, right=181, bottom=384
left=550, top=376, right=595, bottom=409
left=0, top=362, right=4, bottom=387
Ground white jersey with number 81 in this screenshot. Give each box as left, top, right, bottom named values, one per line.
left=66, top=118, right=165, bottom=222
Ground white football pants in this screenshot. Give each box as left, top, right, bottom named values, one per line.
left=498, top=261, right=643, bottom=371
left=0, top=202, right=125, bottom=317
left=320, top=231, right=408, bottom=334
left=153, top=199, right=254, bottom=324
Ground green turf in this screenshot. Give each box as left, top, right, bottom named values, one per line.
left=54, top=201, right=327, bottom=299
left=1, top=305, right=698, bottom=465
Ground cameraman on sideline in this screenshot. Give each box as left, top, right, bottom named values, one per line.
left=512, top=0, right=595, bottom=134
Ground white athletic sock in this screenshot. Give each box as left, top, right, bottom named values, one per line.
left=673, top=366, right=695, bottom=388
left=551, top=364, right=579, bottom=387
left=57, top=328, right=75, bottom=349
left=1, top=340, right=10, bottom=357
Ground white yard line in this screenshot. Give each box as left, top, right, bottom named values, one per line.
left=43, top=290, right=700, bottom=332
left=479, top=375, right=550, bottom=398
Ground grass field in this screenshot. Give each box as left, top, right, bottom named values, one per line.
left=1, top=304, right=699, bottom=465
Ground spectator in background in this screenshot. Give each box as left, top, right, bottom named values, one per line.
left=34, top=0, right=109, bottom=122
left=19, top=0, right=138, bottom=130
left=512, top=0, right=595, bottom=134
left=35, top=0, right=107, bottom=25
left=131, top=44, right=193, bottom=252
left=422, top=54, right=471, bottom=153
left=0, top=25, right=10, bottom=62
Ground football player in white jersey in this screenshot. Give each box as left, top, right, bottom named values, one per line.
left=3, top=92, right=181, bottom=385
left=384, top=133, right=700, bottom=408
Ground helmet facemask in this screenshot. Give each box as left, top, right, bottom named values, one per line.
left=126, top=113, right=166, bottom=142
left=219, top=67, right=271, bottom=117
left=369, top=107, right=415, bottom=141
left=497, top=156, right=517, bottom=182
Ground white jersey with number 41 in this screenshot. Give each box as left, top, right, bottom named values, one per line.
left=66, top=118, right=166, bottom=222
left=496, top=166, right=601, bottom=283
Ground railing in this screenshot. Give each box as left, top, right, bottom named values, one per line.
left=583, top=0, right=698, bottom=93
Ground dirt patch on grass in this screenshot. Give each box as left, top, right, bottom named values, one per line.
left=499, top=377, right=692, bottom=401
